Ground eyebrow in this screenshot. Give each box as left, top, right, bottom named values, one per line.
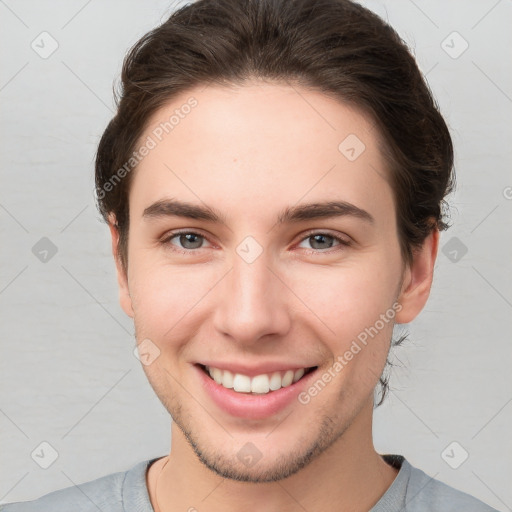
left=142, top=198, right=374, bottom=225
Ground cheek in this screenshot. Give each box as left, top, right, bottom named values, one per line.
left=289, top=264, right=399, bottom=409
left=128, top=260, right=217, bottom=341
left=286, top=261, right=400, bottom=339
left=285, top=260, right=401, bottom=398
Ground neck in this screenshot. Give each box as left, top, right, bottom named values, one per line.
left=148, top=402, right=398, bottom=512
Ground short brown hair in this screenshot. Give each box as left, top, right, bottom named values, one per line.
left=95, top=0, right=454, bottom=404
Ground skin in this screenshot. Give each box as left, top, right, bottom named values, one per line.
left=109, top=80, right=438, bottom=511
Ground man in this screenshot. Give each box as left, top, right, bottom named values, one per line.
left=1, top=0, right=499, bottom=510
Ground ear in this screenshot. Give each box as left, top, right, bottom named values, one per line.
left=108, top=214, right=134, bottom=318
left=395, top=227, right=439, bottom=324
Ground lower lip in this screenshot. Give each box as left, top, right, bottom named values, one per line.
left=195, top=364, right=318, bottom=420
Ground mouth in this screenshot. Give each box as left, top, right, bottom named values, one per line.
left=197, top=363, right=318, bottom=395
left=195, top=362, right=321, bottom=419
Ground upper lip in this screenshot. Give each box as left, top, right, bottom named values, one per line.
left=196, top=361, right=318, bottom=377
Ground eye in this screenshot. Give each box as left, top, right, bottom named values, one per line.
left=297, top=232, right=351, bottom=252
left=161, top=231, right=211, bottom=253
left=160, top=230, right=351, bottom=255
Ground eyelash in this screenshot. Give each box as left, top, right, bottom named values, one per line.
left=160, top=229, right=352, bottom=256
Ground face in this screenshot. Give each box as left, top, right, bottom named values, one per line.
left=111, top=81, right=435, bottom=482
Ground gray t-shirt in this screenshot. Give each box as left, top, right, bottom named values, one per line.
left=0, top=454, right=498, bottom=511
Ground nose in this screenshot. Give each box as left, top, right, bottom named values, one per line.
left=212, top=248, right=291, bottom=346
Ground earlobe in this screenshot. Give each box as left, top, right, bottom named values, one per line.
left=395, top=228, right=439, bottom=324
left=108, top=215, right=134, bottom=319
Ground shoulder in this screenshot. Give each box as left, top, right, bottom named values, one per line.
left=0, top=459, right=155, bottom=512
left=403, top=459, right=499, bottom=512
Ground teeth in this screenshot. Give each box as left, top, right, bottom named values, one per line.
left=205, top=365, right=311, bottom=395
left=222, top=369, right=234, bottom=389
left=269, top=372, right=282, bottom=391
left=233, top=373, right=251, bottom=392
left=281, top=370, right=294, bottom=387
left=251, top=374, right=270, bottom=393
left=211, top=367, right=222, bottom=385
left=294, top=368, right=305, bottom=381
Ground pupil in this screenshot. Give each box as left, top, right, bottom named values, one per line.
left=311, top=234, right=332, bottom=250
left=181, top=233, right=202, bottom=249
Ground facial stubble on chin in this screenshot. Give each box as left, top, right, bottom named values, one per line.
left=167, top=396, right=355, bottom=484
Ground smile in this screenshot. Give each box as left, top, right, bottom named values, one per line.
left=200, top=364, right=317, bottom=395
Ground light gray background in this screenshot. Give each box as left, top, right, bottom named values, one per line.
left=1, top=0, right=511, bottom=509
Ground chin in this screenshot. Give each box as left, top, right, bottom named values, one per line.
left=175, top=407, right=345, bottom=483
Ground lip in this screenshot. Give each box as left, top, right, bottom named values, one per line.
left=195, top=363, right=318, bottom=420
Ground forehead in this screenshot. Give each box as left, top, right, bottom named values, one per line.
left=128, top=81, right=394, bottom=227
